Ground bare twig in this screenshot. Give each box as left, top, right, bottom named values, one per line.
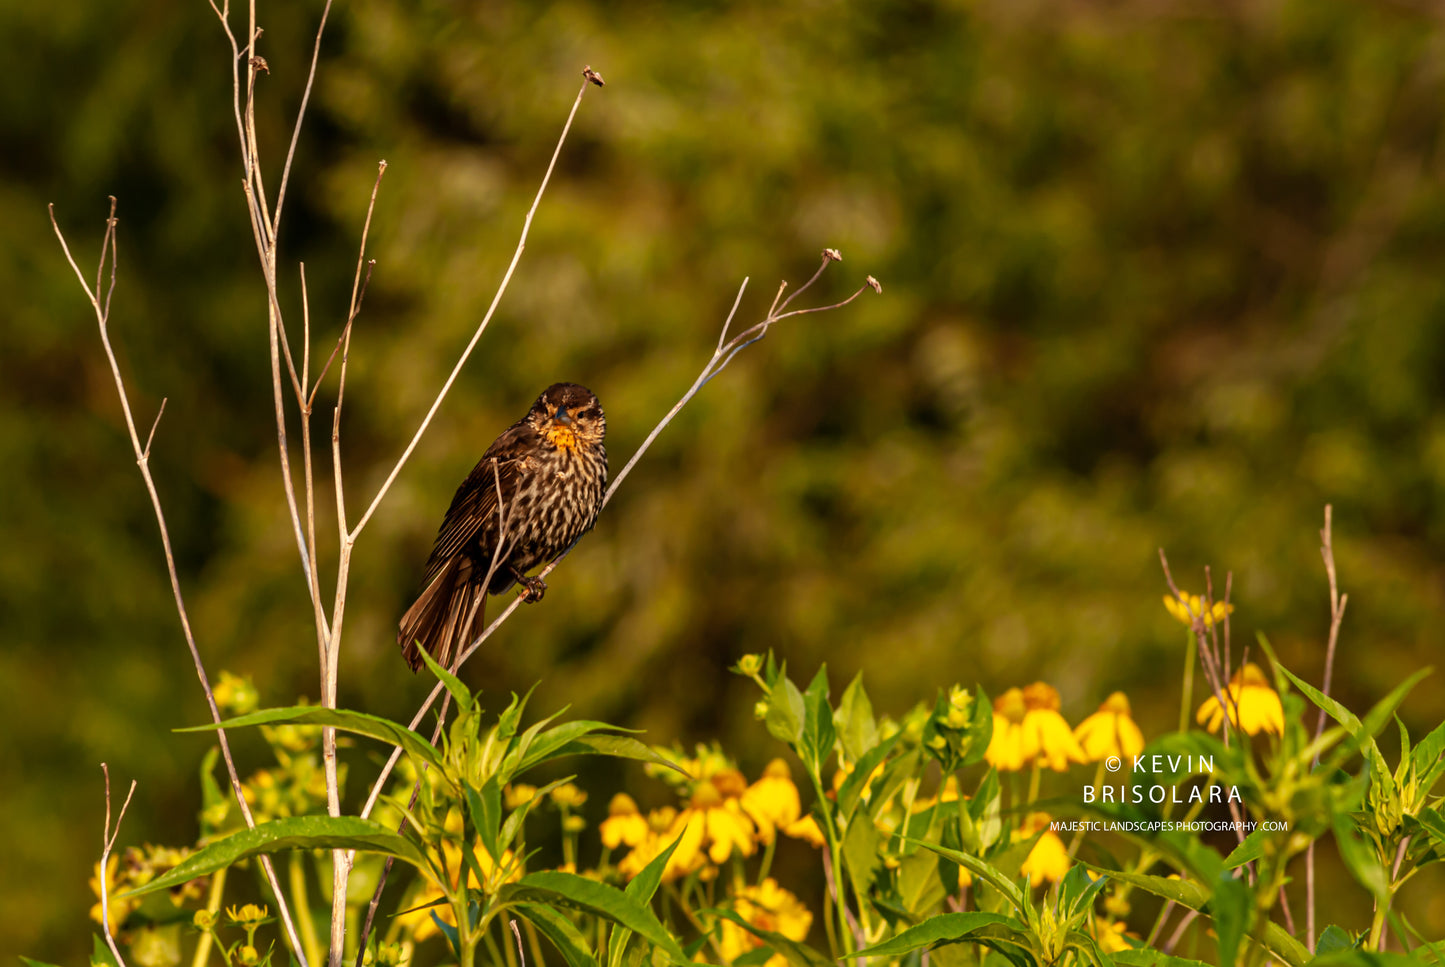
left=272, top=0, right=334, bottom=234
left=49, top=202, right=309, bottom=965
left=1307, top=504, right=1349, bottom=951
left=99, top=764, right=138, bottom=967
left=511, top=919, right=527, bottom=967
left=349, top=77, right=598, bottom=540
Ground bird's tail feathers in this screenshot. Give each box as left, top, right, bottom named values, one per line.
left=398, top=557, right=486, bottom=673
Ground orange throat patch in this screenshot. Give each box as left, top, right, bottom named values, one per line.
left=545, top=425, right=579, bottom=452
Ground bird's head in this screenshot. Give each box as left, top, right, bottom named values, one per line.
left=529, top=382, right=606, bottom=450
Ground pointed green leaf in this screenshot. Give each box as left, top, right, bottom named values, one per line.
left=1223, top=825, right=1270, bottom=869
left=1209, top=871, right=1251, bottom=967
left=1097, top=868, right=1308, bottom=966
left=515, top=902, right=598, bottom=967
left=1110, top=952, right=1215, bottom=966
left=701, top=908, right=832, bottom=967
left=608, top=835, right=683, bottom=967
left=466, top=778, right=502, bottom=865
left=498, top=871, right=685, bottom=963
left=1332, top=814, right=1388, bottom=902
left=802, top=665, right=835, bottom=770
left=120, top=816, right=432, bottom=897
left=418, top=647, right=472, bottom=713
left=91, top=937, right=119, bottom=967
left=765, top=674, right=806, bottom=746
left=836, top=732, right=900, bottom=821
left=909, top=839, right=1025, bottom=913
left=1316, top=924, right=1359, bottom=953
left=834, top=673, right=879, bottom=763
left=178, top=706, right=444, bottom=774
left=846, top=913, right=1020, bottom=958
left=549, top=735, right=687, bottom=774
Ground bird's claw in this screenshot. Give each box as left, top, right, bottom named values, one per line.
left=518, top=575, right=548, bottom=603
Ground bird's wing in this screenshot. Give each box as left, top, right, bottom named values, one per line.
left=420, top=420, right=538, bottom=585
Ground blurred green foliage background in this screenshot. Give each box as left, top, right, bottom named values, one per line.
left=6, top=0, right=1445, bottom=958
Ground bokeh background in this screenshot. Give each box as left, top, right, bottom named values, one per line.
left=6, top=0, right=1445, bottom=959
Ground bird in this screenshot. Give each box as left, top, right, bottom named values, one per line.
left=397, top=382, right=608, bottom=672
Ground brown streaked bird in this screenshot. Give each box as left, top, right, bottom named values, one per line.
left=398, top=382, right=608, bottom=672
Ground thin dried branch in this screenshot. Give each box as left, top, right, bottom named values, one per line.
left=349, top=76, right=599, bottom=540
left=1307, top=503, right=1349, bottom=951
left=272, top=0, right=334, bottom=234
left=99, top=764, right=138, bottom=967
left=50, top=202, right=310, bottom=966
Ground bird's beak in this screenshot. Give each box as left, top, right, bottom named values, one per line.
left=553, top=406, right=573, bottom=425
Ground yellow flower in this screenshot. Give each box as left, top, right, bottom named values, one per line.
left=88, top=854, right=139, bottom=928
left=227, top=903, right=270, bottom=926
left=742, top=759, right=802, bottom=845
left=717, top=878, right=813, bottom=967
left=213, top=671, right=259, bottom=715
left=1196, top=663, right=1285, bottom=737
left=601, top=793, right=650, bottom=849
left=505, top=784, right=537, bottom=809
left=1163, top=592, right=1233, bottom=627
left=618, top=778, right=755, bottom=882
left=1021, top=683, right=1087, bottom=771
left=1092, top=917, right=1132, bottom=953
left=988, top=684, right=1087, bottom=772
left=1017, top=813, right=1069, bottom=885
left=674, top=778, right=756, bottom=866
left=549, top=783, right=588, bottom=808
left=783, top=815, right=826, bottom=848
left=1074, top=692, right=1145, bottom=761
left=985, top=687, right=1028, bottom=771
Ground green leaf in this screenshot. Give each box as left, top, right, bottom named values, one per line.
left=1098, top=868, right=1309, bottom=967
left=836, top=732, right=900, bottom=821
left=499, top=777, right=574, bottom=857
left=765, top=674, right=806, bottom=747
left=1316, top=924, right=1359, bottom=953
left=498, top=872, right=686, bottom=963
left=802, top=664, right=836, bottom=771
left=1111, top=952, right=1215, bottom=967
left=1222, top=825, right=1270, bottom=869
left=1332, top=814, right=1388, bottom=902
left=1414, top=807, right=1445, bottom=851
left=179, top=706, right=444, bottom=774
left=467, top=778, right=502, bottom=867
left=516, top=902, right=599, bottom=967
left=550, top=735, right=687, bottom=774
left=842, top=808, right=880, bottom=899
left=608, top=835, right=682, bottom=967
left=700, top=908, right=832, bottom=967
left=1277, top=665, right=1429, bottom=775
left=1058, top=863, right=1108, bottom=918
left=121, top=816, right=432, bottom=897
left=834, top=672, right=879, bottom=763
left=1209, top=871, right=1251, bottom=967
left=909, top=839, right=1024, bottom=914
left=1307, top=953, right=1436, bottom=966
left=418, top=647, right=472, bottom=713
left=1409, top=720, right=1445, bottom=791
left=847, top=912, right=1020, bottom=958
left=90, top=937, right=119, bottom=967
left=508, top=717, right=613, bottom=776
left=21, top=958, right=69, bottom=967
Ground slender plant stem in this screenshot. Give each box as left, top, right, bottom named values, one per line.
left=50, top=202, right=309, bottom=965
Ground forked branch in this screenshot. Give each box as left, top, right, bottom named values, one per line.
left=48, top=200, right=310, bottom=965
